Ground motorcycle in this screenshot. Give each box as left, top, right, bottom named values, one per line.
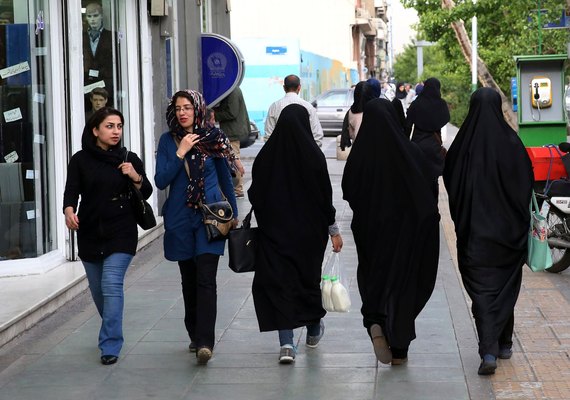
left=536, top=142, right=570, bottom=273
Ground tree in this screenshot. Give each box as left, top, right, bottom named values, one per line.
left=401, top=0, right=567, bottom=126
left=394, top=43, right=472, bottom=126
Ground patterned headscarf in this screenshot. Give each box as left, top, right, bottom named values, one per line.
left=166, top=89, right=236, bottom=207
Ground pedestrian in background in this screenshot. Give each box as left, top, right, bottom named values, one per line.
left=214, top=87, right=247, bottom=198
left=63, top=107, right=153, bottom=365
left=366, top=78, right=382, bottom=99
left=340, top=81, right=378, bottom=150
left=395, top=81, right=407, bottom=109
left=249, top=104, right=343, bottom=364
left=342, top=98, right=440, bottom=366
left=154, top=89, right=238, bottom=365
left=404, top=77, right=450, bottom=197
left=443, top=87, right=533, bottom=375
left=391, top=97, right=406, bottom=131
left=264, top=74, right=324, bottom=146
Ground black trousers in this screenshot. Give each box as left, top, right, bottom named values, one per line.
left=178, top=253, right=220, bottom=349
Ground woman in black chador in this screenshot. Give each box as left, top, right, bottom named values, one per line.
left=443, top=88, right=533, bottom=375
left=249, top=104, right=343, bottom=364
left=342, top=98, right=440, bottom=366
left=405, top=77, right=450, bottom=197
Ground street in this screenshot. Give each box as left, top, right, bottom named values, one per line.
left=2, top=133, right=570, bottom=399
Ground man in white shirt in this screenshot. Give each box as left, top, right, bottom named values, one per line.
left=264, top=74, right=324, bottom=147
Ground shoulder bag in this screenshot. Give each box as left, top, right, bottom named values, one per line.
left=175, top=139, right=233, bottom=242
left=125, top=151, right=157, bottom=230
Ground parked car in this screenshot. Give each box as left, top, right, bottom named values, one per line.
left=240, top=120, right=259, bottom=148
left=311, top=88, right=354, bottom=136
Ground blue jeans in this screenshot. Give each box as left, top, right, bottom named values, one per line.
left=82, top=253, right=133, bottom=357
left=278, top=321, right=321, bottom=346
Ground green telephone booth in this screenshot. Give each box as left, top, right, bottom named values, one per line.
left=515, top=54, right=567, bottom=146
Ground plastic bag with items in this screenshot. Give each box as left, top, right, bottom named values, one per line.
left=321, top=252, right=351, bottom=312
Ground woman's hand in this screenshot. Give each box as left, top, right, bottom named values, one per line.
left=118, top=162, right=141, bottom=183
left=331, top=234, right=343, bottom=252
left=64, top=206, right=79, bottom=230
left=231, top=218, right=239, bottom=229
left=177, top=133, right=201, bottom=157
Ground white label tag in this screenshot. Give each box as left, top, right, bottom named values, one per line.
left=540, top=201, right=550, bottom=217
left=0, top=61, right=30, bottom=79
left=33, top=93, right=46, bottom=103
left=84, top=80, right=106, bottom=94
left=4, top=151, right=18, bottom=163
left=88, top=69, right=100, bottom=78
left=34, top=47, right=47, bottom=56
left=26, top=209, right=36, bottom=220
left=4, top=108, right=22, bottom=122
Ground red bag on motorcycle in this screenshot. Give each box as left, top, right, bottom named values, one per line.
left=526, top=147, right=568, bottom=181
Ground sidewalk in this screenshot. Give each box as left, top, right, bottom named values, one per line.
left=1, top=145, right=570, bottom=399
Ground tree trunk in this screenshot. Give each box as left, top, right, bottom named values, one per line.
left=441, top=0, right=518, bottom=130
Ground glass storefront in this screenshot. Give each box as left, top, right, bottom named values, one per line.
left=0, top=1, right=53, bottom=261
left=0, top=0, right=143, bottom=264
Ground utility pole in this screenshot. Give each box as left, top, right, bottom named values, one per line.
left=471, top=0, right=477, bottom=93
left=388, top=3, right=394, bottom=78
left=415, top=40, right=434, bottom=79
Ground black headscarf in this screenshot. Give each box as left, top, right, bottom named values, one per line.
left=165, top=89, right=234, bottom=207
left=81, top=113, right=126, bottom=166
left=443, top=87, right=533, bottom=357
left=248, top=104, right=335, bottom=331
left=350, top=81, right=367, bottom=113
left=395, top=82, right=407, bottom=100
left=342, top=98, right=440, bottom=350
left=406, top=77, right=450, bottom=131
left=391, top=97, right=406, bottom=130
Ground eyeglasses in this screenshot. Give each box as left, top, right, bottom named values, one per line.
left=175, top=105, right=194, bottom=113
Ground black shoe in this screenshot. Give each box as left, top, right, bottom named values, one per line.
left=189, top=341, right=197, bottom=353
left=101, top=355, right=118, bottom=365
left=477, top=354, right=497, bottom=375
left=498, top=346, right=512, bottom=359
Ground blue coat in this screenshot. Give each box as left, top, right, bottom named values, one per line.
left=154, top=132, right=238, bottom=261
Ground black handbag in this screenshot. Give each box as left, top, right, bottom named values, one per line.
left=200, top=200, right=234, bottom=242
left=125, top=151, right=156, bottom=230
left=228, top=208, right=257, bottom=273
left=130, top=183, right=157, bottom=230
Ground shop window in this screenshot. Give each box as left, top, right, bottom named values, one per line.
left=81, top=0, right=139, bottom=151
left=0, top=1, right=53, bottom=261
left=82, top=1, right=120, bottom=114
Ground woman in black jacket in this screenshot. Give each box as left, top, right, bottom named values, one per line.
left=63, top=107, right=152, bottom=365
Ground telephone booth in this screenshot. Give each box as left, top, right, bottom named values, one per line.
left=515, top=54, right=567, bottom=147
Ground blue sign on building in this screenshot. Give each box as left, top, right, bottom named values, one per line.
left=201, top=33, right=245, bottom=107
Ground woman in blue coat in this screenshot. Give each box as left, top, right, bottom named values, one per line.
left=155, top=89, right=238, bottom=365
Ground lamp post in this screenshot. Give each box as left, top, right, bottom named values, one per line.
left=415, top=40, right=434, bottom=79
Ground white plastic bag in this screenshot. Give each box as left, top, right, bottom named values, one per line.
left=321, top=253, right=351, bottom=312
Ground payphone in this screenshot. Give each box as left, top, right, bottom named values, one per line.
left=515, top=54, right=567, bottom=146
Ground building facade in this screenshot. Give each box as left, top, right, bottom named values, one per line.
left=0, top=0, right=230, bottom=276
